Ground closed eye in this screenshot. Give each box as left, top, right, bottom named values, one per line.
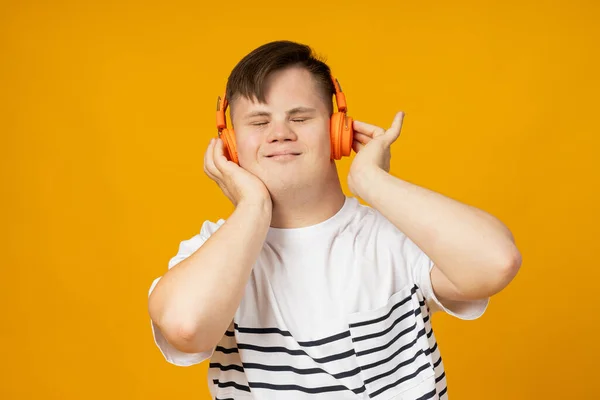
left=251, top=121, right=269, bottom=126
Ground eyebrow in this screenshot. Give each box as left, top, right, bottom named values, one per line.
left=244, top=111, right=271, bottom=119
left=244, top=107, right=317, bottom=120
left=287, top=107, right=317, bottom=116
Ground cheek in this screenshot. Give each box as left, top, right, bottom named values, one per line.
left=235, top=131, right=262, bottom=163
left=308, top=124, right=332, bottom=155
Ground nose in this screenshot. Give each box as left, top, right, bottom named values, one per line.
left=266, top=119, right=298, bottom=143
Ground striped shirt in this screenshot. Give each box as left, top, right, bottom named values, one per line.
left=149, top=196, right=488, bottom=399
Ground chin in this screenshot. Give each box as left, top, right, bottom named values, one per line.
left=263, top=174, right=310, bottom=196
left=256, top=155, right=331, bottom=190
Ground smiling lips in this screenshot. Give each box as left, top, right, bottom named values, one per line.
left=265, top=150, right=302, bottom=158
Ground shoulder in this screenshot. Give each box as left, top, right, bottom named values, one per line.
left=348, top=201, right=425, bottom=272
left=351, top=200, right=406, bottom=241
left=199, top=218, right=226, bottom=238
left=167, top=218, right=226, bottom=269
left=179, top=218, right=226, bottom=249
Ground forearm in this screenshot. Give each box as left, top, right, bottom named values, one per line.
left=357, top=167, right=521, bottom=297
left=148, top=199, right=271, bottom=353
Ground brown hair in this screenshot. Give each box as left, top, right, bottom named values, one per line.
left=225, top=40, right=335, bottom=117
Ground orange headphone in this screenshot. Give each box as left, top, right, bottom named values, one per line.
left=216, top=74, right=354, bottom=165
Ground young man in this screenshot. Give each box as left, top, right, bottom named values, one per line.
left=148, top=40, right=521, bottom=399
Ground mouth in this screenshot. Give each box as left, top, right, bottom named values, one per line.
left=265, top=152, right=302, bottom=159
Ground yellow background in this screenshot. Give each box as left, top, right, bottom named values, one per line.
left=2, top=0, right=598, bottom=398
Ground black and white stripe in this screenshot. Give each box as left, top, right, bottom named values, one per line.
left=348, top=284, right=446, bottom=399
left=208, top=285, right=447, bottom=399
left=209, top=323, right=365, bottom=397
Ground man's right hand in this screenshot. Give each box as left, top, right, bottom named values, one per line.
left=151, top=137, right=272, bottom=355
left=203, top=137, right=271, bottom=208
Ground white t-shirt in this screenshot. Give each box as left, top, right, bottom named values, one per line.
left=149, top=196, right=489, bottom=400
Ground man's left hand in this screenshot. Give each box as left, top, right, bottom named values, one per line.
left=348, top=111, right=405, bottom=196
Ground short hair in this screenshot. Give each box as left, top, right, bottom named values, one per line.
left=225, top=40, right=336, bottom=117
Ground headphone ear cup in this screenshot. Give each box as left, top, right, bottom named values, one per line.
left=220, top=129, right=239, bottom=165
left=329, top=112, right=343, bottom=160
left=340, top=115, right=354, bottom=157
left=330, top=112, right=354, bottom=160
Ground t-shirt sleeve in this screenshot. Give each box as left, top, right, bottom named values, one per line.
left=403, top=234, right=489, bottom=320
left=148, top=219, right=225, bottom=366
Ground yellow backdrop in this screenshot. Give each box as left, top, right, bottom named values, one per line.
left=2, top=0, right=598, bottom=398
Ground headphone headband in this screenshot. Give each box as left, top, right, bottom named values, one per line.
left=217, top=74, right=347, bottom=133
left=331, top=75, right=347, bottom=113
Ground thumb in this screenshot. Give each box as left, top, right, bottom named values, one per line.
left=385, top=112, right=405, bottom=144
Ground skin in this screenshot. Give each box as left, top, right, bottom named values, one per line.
left=147, top=65, right=522, bottom=354
left=226, top=66, right=347, bottom=228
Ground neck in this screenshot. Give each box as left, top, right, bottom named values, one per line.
left=269, top=167, right=346, bottom=229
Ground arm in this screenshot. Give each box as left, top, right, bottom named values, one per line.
left=148, top=199, right=271, bottom=354
left=354, top=167, right=521, bottom=301
left=350, top=112, right=522, bottom=303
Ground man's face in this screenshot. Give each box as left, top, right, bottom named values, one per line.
left=230, top=66, right=333, bottom=194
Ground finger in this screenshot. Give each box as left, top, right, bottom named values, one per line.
left=213, top=138, right=234, bottom=174
left=353, top=132, right=372, bottom=145
left=353, top=120, right=386, bottom=138
left=204, top=138, right=221, bottom=179
left=385, top=111, right=405, bottom=143
left=203, top=138, right=214, bottom=174
left=204, top=163, right=219, bottom=182
left=352, top=139, right=364, bottom=153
